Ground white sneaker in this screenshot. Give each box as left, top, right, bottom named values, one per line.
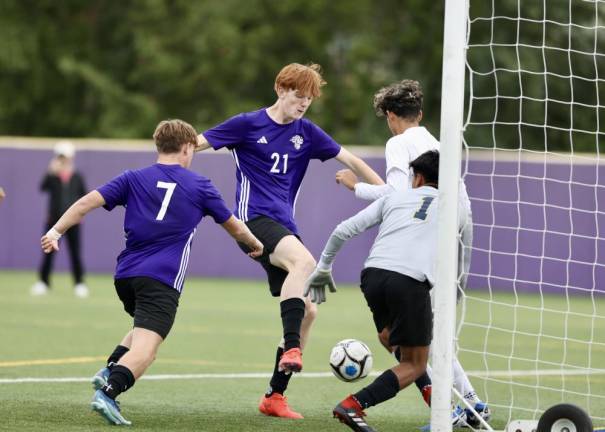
left=74, top=283, right=89, bottom=298
left=30, top=281, right=49, bottom=296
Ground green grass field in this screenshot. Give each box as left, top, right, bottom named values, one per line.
left=1, top=270, right=603, bottom=431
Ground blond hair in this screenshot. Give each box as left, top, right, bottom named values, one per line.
left=153, top=119, right=198, bottom=154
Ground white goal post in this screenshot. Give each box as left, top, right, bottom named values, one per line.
left=432, top=0, right=469, bottom=430
left=433, top=1, right=605, bottom=431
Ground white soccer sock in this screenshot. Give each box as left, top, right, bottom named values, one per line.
left=452, top=356, right=480, bottom=404
left=425, top=363, right=433, bottom=380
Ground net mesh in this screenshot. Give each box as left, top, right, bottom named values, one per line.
left=458, top=0, right=605, bottom=425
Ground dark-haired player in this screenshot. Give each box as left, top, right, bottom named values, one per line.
left=195, top=63, right=384, bottom=418
left=307, top=151, right=442, bottom=432
left=41, top=119, right=263, bottom=425
left=334, top=80, right=490, bottom=427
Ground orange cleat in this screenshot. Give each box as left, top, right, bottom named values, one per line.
left=259, top=393, right=304, bottom=419
left=278, top=347, right=303, bottom=373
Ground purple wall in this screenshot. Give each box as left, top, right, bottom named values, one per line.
left=1, top=146, right=602, bottom=294
left=465, top=157, right=605, bottom=295
left=0, top=147, right=382, bottom=285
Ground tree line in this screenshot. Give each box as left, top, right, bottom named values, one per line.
left=0, top=0, right=602, bottom=151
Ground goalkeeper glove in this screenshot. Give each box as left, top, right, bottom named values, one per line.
left=304, top=267, right=337, bottom=304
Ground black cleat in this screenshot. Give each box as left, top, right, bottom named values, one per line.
left=333, top=395, right=377, bottom=432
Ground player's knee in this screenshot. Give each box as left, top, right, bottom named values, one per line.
left=295, top=254, right=316, bottom=275
left=377, top=328, right=390, bottom=349
left=141, top=348, right=156, bottom=363
left=304, top=301, right=318, bottom=321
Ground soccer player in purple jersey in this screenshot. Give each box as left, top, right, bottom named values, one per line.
left=40, top=119, right=263, bottom=426
left=195, top=63, right=384, bottom=419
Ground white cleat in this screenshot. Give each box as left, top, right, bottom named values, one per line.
left=74, top=283, right=89, bottom=298
left=30, top=281, right=49, bottom=296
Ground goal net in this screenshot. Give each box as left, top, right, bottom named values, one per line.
left=455, top=0, right=605, bottom=428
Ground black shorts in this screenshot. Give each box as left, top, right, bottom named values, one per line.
left=237, top=216, right=300, bottom=297
left=114, top=277, right=180, bottom=339
left=360, top=267, right=433, bottom=347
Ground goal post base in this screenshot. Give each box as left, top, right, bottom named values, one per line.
left=502, top=405, right=594, bottom=432
left=504, top=420, right=538, bottom=432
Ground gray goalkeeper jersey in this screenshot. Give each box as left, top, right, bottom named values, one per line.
left=321, top=186, right=446, bottom=285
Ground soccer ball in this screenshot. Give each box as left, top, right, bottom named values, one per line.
left=329, top=339, right=373, bottom=382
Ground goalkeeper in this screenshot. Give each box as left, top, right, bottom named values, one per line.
left=306, top=150, right=443, bottom=432
left=332, top=79, right=489, bottom=428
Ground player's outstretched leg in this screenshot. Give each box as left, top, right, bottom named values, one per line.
left=258, top=346, right=303, bottom=419
left=91, top=364, right=136, bottom=425
left=451, top=357, right=490, bottom=428
left=260, top=300, right=315, bottom=419
left=276, top=295, right=306, bottom=373
left=271, top=237, right=316, bottom=374
left=90, top=328, right=160, bottom=426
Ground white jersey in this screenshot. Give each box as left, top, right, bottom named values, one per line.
left=320, top=186, right=447, bottom=286
left=386, top=126, right=440, bottom=189
left=355, top=125, right=472, bottom=227
left=355, top=126, right=439, bottom=200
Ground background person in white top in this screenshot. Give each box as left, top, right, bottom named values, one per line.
left=335, top=80, right=489, bottom=427
left=306, top=150, right=440, bottom=432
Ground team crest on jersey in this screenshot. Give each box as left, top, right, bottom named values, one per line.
left=290, top=135, right=304, bottom=150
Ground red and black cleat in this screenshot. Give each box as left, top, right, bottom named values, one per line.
left=421, top=384, right=432, bottom=407
left=333, top=395, right=377, bottom=432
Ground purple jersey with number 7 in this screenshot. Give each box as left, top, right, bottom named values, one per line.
left=97, top=163, right=232, bottom=293
left=203, top=108, right=341, bottom=235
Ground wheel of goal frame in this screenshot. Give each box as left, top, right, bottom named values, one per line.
left=536, top=404, right=593, bottom=432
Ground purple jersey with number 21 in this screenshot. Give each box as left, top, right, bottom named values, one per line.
left=204, top=108, right=341, bottom=235
left=97, top=163, right=232, bottom=293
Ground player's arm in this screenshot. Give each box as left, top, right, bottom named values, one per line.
left=334, top=147, right=384, bottom=187
left=194, top=134, right=212, bottom=152
left=305, top=197, right=386, bottom=304
left=353, top=167, right=408, bottom=201
left=41, top=190, right=105, bottom=253
left=220, top=215, right=264, bottom=258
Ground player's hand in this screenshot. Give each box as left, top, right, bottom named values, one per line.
left=41, top=235, right=59, bottom=254
left=194, top=135, right=211, bottom=152
left=41, top=227, right=62, bottom=253
left=304, top=267, right=337, bottom=304
left=335, top=169, right=358, bottom=191
left=0, top=187, right=5, bottom=203
left=247, top=239, right=264, bottom=258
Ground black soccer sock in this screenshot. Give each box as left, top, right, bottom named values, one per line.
left=266, top=347, right=293, bottom=397
left=414, top=371, right=432, bottom=391
left=106, top=345, right=129, bottom=369
left=280, top=298, right=305, bottom=351
left=353, top=369, right=400, bottom=409
left=102, top=365, right=135, bottom=400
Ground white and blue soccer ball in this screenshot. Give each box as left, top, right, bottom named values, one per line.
left=329, top=339, right=373, bottom=382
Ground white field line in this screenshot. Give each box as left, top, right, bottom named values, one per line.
left=1, top=368, right=605, bottom=384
